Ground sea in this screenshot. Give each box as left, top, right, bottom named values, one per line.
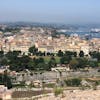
left=65, top=27, right=100, bottom=38
left=65, top=32, right=100, bottom=38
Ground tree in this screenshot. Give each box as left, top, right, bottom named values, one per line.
left=36, top=63, right=48, bottom=71
left=0, top=70, right=12, bottom=89
left=28, top=46, right=38, bottom=55
left=88, top=61, right=98, bottom=68
left=36, top=51, right=45, bottom=56
left=5, top=50, right=21, bottom=58
left=70, top=58, right=79, bottom=70
left=34, top=57, right=44, bottom=65
left=64, top=78, right=81, bottom=87
left=48, top=57, right=57, bottom=69
left=38, top=57, right=44, bottom=63
left=54, top=87, right=63, bottom=97
left=19, top=55, right=31, bottom=69
left=5, top=51, right=18, bottom=60
left=79, top=50, right=84, bottom=57
left=0, top=57, right=8, bottom=66
left=57, top=50, right=63, bottom=57
left=47, top=52, right=51, bottom=56
left=12, top=50, right=21, bottom=56
left=64, top=51, right=74, bottom=57
left=9, top=55, right=31, bottom=72
left=73, top=52, right=77, bottom=57
left=60, top=56, right=71, bottom=64
left=0, top=50, right=4, bottom=58
left=77, top=58, right=88, bottom=68
left=89, top=51, right=100, bottom=61
left=27, top=60, right=35, bottom=70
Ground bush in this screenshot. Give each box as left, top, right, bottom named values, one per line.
left=64, top=78, right=81, bottom=87
left=98, top=69, right=100, bottom=72
left=44, top=83, right=55, bottom=88
left=95, top=81, right=100, bottom=85
left=54, top=87, right=63, bottom=97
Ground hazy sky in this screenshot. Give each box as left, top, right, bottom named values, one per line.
left=0, top=0, right=100, bottom=24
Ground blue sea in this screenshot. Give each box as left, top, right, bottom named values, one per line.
left=65, top=31, right=100, bottom=38
left=65, top=26, right=100, bottom=38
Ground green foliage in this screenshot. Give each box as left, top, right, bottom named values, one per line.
left=27, top=60, right=35, bottom=70
left=44, top=83, right=55, bottom=88
left=89, top=51, right=100, bottom=61
left=77, top=58, right=88, bottom=69
left=70, top=58, right=79, bottom=70
left=0, top=50, right=4, bottom=58
left=69, top=57, right=93, bottom=69
left=36, top=63, right=48, bottom=71
left=1, top=49, right=100, bottom=72
left=28, top=46, right=38, bottom=55
left=64, top=51, right=77, bottom=57
left=9, top=55, right=31, bottom=72
left=64, top=78, right=81, bottom=87
left=88, top=61, right=98, bottom=68
left=5, top=51, right=21, bottom=59
left=57, top=50, right=64, bottom=57
left=43, top=56, right=60, bottom=63
left=48, top=57, right=57, bottom=68
left=0, top=57, right=8, bottom=66
left=12, top=84, right=25, bottom=88
left=69, top=57, right=89, bottom=70
left=60, top=56, right=71, bottom=64
left=54, top=87, right=63, bottom=97
left=79, top=50, right=84, bottom=57
left=0, top=71, right=12, bottom=89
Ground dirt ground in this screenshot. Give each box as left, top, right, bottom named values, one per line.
left=38, top=90, right=100, bottom=100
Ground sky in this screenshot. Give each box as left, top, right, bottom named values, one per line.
left=0, top=0, right=100, bottom=24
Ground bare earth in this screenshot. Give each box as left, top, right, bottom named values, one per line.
left=38, top=90, right=100, bottom=100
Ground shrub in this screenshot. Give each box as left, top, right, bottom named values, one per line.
left=54, top=87, right=63, bottom=97
left=64, top=78, right=81, bottom=87
left=44, top=83, right=55, bottom=88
